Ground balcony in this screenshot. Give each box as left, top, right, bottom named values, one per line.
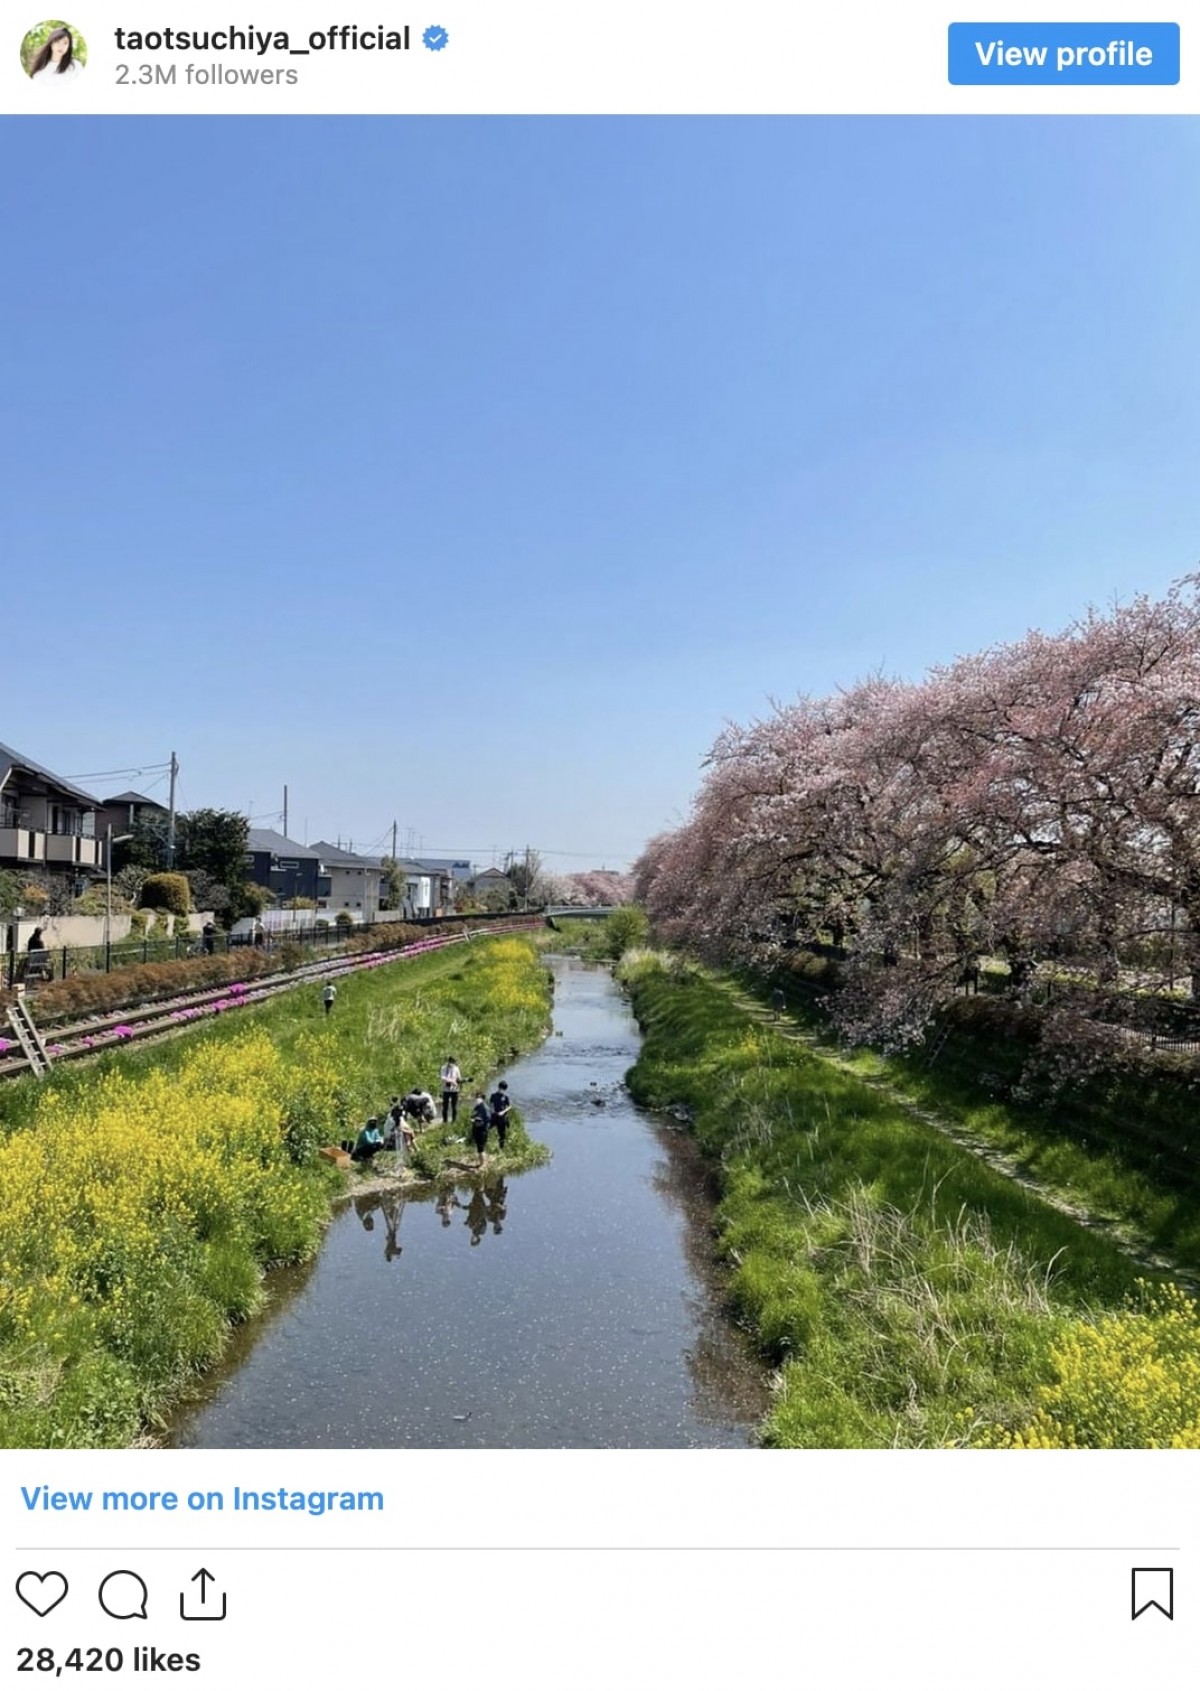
left=45, top=834, right=103, bottom=867
left=0, top=829, right=102, bottom=868
left=0, top=827, right=45, bottom=863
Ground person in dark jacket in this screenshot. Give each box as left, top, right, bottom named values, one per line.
left=469, top=1093, right=491, bottom=1165
left=489, top=1080, right=512, bottom=1151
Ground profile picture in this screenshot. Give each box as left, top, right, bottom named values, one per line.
left=20, top=19, right=87, bottom=84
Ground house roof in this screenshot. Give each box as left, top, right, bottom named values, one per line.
left=246, top=828, right=321, bottom=859
left=310, top=840, right=382, bottom=869
left=0, top=741, right=100, bottom=807
left=103, top=789, right=168, bottom=809
left=413, top=857, right=472, bottom=876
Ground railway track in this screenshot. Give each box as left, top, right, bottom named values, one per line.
left=0, top=921, right=542, bottom=1080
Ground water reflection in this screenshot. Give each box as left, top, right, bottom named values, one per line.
left=355, top=1181, right=509, bottom=1256
left=168, top=957, right=767, bottom=1448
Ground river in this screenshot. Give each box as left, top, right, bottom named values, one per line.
left=168, top=955, right=767, bottom=1448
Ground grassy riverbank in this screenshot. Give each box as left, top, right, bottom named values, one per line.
left=0, top=936, right=551, bottom=1448
left=620, top=951, right=1179, bottom=1447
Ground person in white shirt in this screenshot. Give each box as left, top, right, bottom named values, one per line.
left=29, top=27, right=85, bottom=84
left=440, top=1056, right=463, bottom=1123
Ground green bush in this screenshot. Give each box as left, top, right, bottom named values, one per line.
left=603, top=906, right=649, bottom=958
left=140, top=873, right=191, bottom=916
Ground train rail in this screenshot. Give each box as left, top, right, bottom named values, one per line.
left=0, top=921, right=542, bottom=1080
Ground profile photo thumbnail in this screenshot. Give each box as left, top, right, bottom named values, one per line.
left=20, top=19, right=87, bottom=85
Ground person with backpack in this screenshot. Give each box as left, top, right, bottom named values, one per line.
left=469, top=1092, right=491, bottom=1166
left=489, top=1079, right=512, bottom=1151
left=440, top=1055, right=463, bottom=1123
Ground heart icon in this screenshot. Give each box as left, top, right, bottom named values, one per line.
left=16, top=1571, right=69, bottom=1617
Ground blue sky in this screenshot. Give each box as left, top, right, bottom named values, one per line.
left=3, top=118, right=1197, bottom=868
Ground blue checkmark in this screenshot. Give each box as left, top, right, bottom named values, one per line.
left=423, top=24, right=448, bottom=50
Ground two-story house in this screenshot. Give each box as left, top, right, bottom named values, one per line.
left=245, top=829, right=331, bottom=905
left=0, top=740, right=104, bottom=885
left=310, top=842, right=382, bottom=920
left=95, top=789, right=169, bottom=840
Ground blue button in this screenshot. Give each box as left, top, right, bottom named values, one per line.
left=948, top=22, right=1180, bottom=83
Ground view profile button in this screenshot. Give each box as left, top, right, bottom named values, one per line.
left=948, top=22, right=1180, bottom=84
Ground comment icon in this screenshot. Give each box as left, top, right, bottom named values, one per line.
left=98, top=1570, right=149, bottom=1620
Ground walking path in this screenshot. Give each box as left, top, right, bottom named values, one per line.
left=724, top=980, right=1199, bottom=1292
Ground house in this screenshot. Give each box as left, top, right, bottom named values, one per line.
left=245, top=829, right=331, bottom=906
left=95, top=789, right=169, bottom=840
left=310, top=842, right=383, bottom=920
left=0, top=740, right=104, bottom=883
left=413, top=857, right=473, bottom=901
left=470, top=867, right=513, bottom=908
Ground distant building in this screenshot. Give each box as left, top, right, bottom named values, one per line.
left=310, top=841, right=383, bottom=921
left=245, top=829, right=331, bottom=905
left=470, top=867, right=512, bottom=907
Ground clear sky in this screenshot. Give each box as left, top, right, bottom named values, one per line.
left=3, top=118, right=1197, bottom=868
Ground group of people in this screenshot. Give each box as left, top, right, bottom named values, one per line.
left=341, top=1056, right=515, bottom=1168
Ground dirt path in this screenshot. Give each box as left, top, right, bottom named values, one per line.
left=724, top=981, right=1200, bottom=1292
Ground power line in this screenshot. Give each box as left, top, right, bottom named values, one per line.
left=67, top=761, right=172, bottom=782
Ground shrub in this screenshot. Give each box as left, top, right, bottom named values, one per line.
left=603, top=906, right=649, bottom=958
left=140, top=873, right=191, bottom=916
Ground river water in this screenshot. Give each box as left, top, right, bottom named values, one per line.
left=169, top=956, right=767, bottom=1448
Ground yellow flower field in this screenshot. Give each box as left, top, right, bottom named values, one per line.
left=0, top=935, right=552, bottom=1446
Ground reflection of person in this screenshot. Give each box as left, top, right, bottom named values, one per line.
left=30, top=28, right=84, bottom=82
left=465, top=1187, right=488, bottom=1246
left=486, top=1178, right=508, bottom=1236
left=381, top=1193, right=405, bottom=1263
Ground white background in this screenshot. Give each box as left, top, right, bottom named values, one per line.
left=4, top=1450, right=1195, bottom=1686
left=2, top=0, right=1196, bottom=114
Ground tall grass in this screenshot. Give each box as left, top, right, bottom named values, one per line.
left=620, top=954, right=1147, bottom=1447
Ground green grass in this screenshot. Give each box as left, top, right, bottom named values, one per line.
left=0, top=938, right=545, bottom=1140
left=0, top=937, right=552, bottom=1447
left=620, top=954, right=1148, bottom=1448
left=808, top=997, right=1200, bottom=1276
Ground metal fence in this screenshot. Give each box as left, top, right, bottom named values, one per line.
left=3, top=908, right=542, bottom=990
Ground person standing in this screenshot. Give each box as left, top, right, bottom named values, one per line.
left=489, top=1080, right=512, bottom=1151
left=771, top=985, right=785, bottom=1021
left=322, top=981, right=337, bottom=1017
left=440, top=1055, right=463, bottom=1123
left=469, top=1092, right=491, bottom=1166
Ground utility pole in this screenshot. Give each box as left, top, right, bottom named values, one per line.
left=165, top=750, right=178, bottom=868
left=524, top=844, right=531, bottom=911
left=283, top=785, right=289, bottom=840
left=391, top=820, right=398, bottom=861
